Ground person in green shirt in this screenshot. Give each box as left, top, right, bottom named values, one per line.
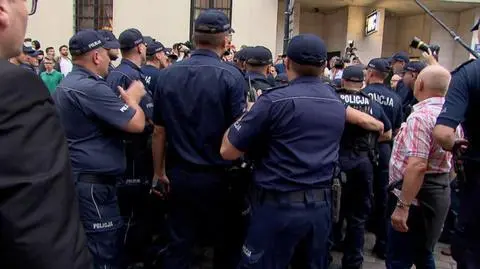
left=40, top=58, right=63, bottom=94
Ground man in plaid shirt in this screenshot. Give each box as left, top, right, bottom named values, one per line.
left=387, top=65, right=463, bottom=269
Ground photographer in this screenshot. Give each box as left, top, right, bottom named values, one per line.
left=330, top=57, right=345, bottom=81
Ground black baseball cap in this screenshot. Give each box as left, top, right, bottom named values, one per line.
left=391, top=51, right=410, bottom=64
left=246, top=46, right=273, bottom=66
left=69, top=29, right=106, bottom=56
left=146, top=41, right=166, bottom=56
left=194, top=9, right=234, bottom=34
left=97, top=30, right=120, bottom=49
left=404, top=61, right=427, bottom=73
left=119, top=28, right=145, bottom=50
left=342, top=65, right=365, bottom=82
left=367, top=58, right=391, bottom=73
left=287, top=34, right=327, bottom=66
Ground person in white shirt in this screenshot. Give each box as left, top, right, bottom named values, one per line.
left=58, top=44, right=72, bottom=76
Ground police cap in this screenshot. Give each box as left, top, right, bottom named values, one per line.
left=342, top=65, right=365, bottom=82
left=246, top=46, right=273, bottom=66
left=69, top=29, right=106, bottom=56
left=234, top=47, right=249, bottom=61
left=97, top=30, right=120, bottom=50
left=119, top=28, right=145, bottom=50
left=287, top=34, right=327, bottom=66
left=404, top=61, right=427, bottom=73
left=194, top=9, right=234, bottom=34
left=146, top=41, right=165, bottom=56
left=367, top=58, right=391, bottom=73
left=472, top=18, right=480, bottom=32
left=391, top=51, right=410, bottom=64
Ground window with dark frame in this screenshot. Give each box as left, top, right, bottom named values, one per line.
left=75, top=0, right=113, bottom=32
left=190, top=0, right=232, bottom=39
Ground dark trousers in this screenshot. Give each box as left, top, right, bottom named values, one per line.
left=452, top=164, right=480, bottom=269
left=340, top=158, right=374, bottom=269
left=162, top=165, right=240, bottom=269
left=386, top=194, right=435, bottom=269
left=237, top=188, right=331, bottom=269
left=373, top=142, right=391, bottom=249
left=75, top=175, right=123, bottom=269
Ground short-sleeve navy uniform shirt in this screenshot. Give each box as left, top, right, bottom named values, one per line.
left=53, top=66, right=136, bottom=175
left=141, top=64, right=161, bottom=98
left=107, top=59, right=154, bottom=119
left=437, top=59, right=480, bottom=159
left=228, top=77, right=346, bottom=192
left=153, top=49, right=247, bottom=166
left=363, top=83, right=403, bottom=131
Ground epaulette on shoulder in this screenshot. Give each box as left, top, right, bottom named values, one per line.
left=263, top=84, right=288, bottom=93
left=452, top=59, right=476, bottom=74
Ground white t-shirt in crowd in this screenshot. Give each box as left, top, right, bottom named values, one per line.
left=59, top=57, right=73, bottom=76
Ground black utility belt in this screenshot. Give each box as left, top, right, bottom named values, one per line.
left=261, top=188, right=330, bottom=203
left=77, top=174, right=117, bottom=185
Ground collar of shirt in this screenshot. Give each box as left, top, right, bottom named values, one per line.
left=191, top=49, right=221, bottom=59
left=121, top=58, right=142, bottom=72
left=289, top=76, right=322, bottom=85
left=412, top=96, right=445, bottom=112
left=72, top=65, right=103, bottom=81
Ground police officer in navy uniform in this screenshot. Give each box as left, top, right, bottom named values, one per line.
left=244, top=46, right=277, bottom=103
left=433, top=18, right=480, bottom=269
left=151, top=9, right=247, bottom=269
left=221, top=34, right=385, bottom=269
left=398, top=61, right=427, bottom=120
left=97, top=30, right=120, bottom=73
left=363, top=57, right=403, bottom=258
left=141, top=40, right=168, bottom=97
left=52, top=29, right=147, bottom=269
left=336, top=65, right=392, bottom=269
left=105, top=28, right=154, bottom=267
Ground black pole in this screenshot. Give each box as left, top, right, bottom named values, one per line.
left=415, top=0, right=479, bottom=59
left=283, top=0, right=291, bottom=55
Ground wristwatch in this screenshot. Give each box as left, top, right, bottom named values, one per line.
left=396, top=199, right=411, bottom=209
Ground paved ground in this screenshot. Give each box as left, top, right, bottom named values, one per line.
left=330, top=233, right=457, bottom=269
left=195, top=232, right=457, bottom=269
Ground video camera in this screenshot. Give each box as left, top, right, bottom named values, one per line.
left=410, top=37, right=440, bottom=56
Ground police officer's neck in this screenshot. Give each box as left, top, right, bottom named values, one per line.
left=367, top=78, right=384, bottom=85
left=195, top=45, right=224, bottom=58
left=123, top=55, right=143, bottom=68
left=344, top=86, right=361, bottom=92
left=146, top=60, right=160, bottom=69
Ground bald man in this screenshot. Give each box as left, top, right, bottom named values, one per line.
left=387, top=65, right=463, bottom=269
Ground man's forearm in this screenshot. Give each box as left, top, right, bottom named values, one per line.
left=400, top=162, right=426, bottom=205
left=433, top=125, right=456, bottom=151
left=152, top=126, right=166, bottom=176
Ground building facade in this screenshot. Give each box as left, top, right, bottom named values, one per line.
left=27, top=0, right=480, bottom=70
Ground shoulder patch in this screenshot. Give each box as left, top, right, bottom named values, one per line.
left=452, top=59, right=476, bottom=75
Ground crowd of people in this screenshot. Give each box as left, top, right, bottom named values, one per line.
left=1, top=1, right=479, bottom=269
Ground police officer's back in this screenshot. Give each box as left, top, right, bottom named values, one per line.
left=221, top=34, right=346, bottom=269
left=433, top=18, right=480, bottom=269
left=151, top=10, right=247, bottom=269
left=53, top=29, right=147, bottom=269
left=244, top=46, right=277, bottom=102
left=141, top=40, right=168, bottom=97
left=105, top=28, right=155, bottom=267
left=335, top=65, right=392, bottom=269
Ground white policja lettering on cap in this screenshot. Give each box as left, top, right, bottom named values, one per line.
left=88, top=40, right=102, bottom=49
left=120, top=104, right=129, bottom=112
